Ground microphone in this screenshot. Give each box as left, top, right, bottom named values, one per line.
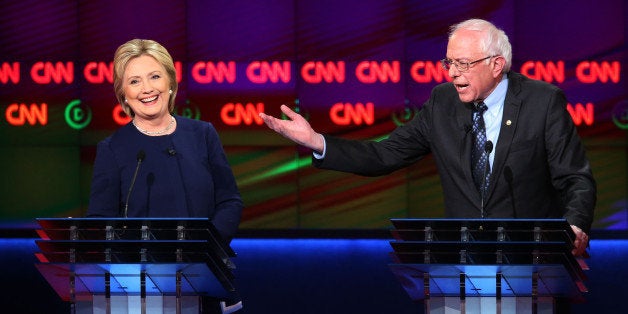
left=480, top=141, right=493, bottom=217
left=124, top=150, right=145, bottom=218
left=484, top=141, right=493, bottom=156
left=166, top=148, right=177, bottom=156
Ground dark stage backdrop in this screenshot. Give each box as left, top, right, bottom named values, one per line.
left=0, top=0, right=626, bottom=230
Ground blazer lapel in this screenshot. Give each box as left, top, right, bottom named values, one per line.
left=487, top=73, right=522, bottom=200
left=456, top=101, right=480, bottom=205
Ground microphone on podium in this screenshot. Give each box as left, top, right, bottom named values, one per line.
left=124, top=150, right=145, bottom=218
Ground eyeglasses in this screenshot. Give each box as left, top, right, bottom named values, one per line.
left=440, top=56, right=495, bottom=72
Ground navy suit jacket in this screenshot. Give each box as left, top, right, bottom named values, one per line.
left=314, top=72, right=596, bottom=233
left=87, top=115, right=243, bottom=240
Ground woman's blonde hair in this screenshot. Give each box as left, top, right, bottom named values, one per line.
left=113, top=39, right=178, bottom=117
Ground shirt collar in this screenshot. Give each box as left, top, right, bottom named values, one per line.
left=482, top=74, right=508, bottom=116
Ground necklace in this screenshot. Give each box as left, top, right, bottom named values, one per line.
left=133, top=115, right=175, bottom=136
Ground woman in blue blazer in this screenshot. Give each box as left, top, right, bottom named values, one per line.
left=87, top=39, right=242, bottom=242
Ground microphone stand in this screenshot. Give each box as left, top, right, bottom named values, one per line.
left=124, top=150, right=145, bottom=218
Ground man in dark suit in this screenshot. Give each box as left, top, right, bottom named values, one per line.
left=259, top=18, right=595, bottom=256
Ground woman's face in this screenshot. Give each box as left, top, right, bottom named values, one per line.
left=123, top=55, right=170, bottom=121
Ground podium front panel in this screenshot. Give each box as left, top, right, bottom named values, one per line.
left=36, top=262, right=234, bottom=301
left=34, top=218, right=239, bottom=305
left=388, top=218, right=588, bottom=305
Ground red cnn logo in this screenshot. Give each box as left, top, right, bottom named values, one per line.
left=31, top=61, right=74, bottom=84
left=246, top=61, right=291, bottom=83
left=192, top=61, right=236, bottom=83
left=520, top=61, right=565, bottom=83
left=301, top=61, right=346, bottom=83
left=84, top=62, right=113, bottom=84
left=410, top=61, right=451, bottom=83
left=576, top=61, right=620, bottom=83
left=221, top=103, right=265, bottom=126
left=6, top=103, right=48, bottom=126
left=356, top=61, right=400, bottom=83
left=330, top=102, right=374, bottom=126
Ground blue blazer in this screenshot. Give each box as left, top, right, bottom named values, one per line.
left=314, top=72, right=596, bottom=233
left=87, top=115, right=243, bottom=240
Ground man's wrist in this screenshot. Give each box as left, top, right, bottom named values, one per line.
left=312, top=134, right=326, bottom=159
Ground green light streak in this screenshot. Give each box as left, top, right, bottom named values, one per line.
left=238, top=134, right=389, bottom=186
left=238, top=155, right=312, bottom=186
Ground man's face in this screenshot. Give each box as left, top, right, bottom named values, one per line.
left=445, top=29, right=501, bottom=103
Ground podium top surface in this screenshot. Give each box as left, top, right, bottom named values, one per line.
left=35, top=217, right=236, bottom=258
left=390, top=218, right=575, bottom=240
left=390, top=218, right=571, bottom=230
left=37, top=217, right=214, bottom=229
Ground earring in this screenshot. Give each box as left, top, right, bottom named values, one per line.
left=169, top=89, right=173, bottom=94
left=124, top=99, right=128, bottom=103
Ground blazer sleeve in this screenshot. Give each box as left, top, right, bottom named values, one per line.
left=86, top=139, right=122, bottom=217
left=205, top=124, right=243, bottom=241
left=544, top=88, right=596, bottom=233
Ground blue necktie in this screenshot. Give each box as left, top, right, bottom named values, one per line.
left=471, top=102, right=490, bottom=201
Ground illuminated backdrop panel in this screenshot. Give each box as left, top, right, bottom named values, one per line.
left=0, top=0, right=626, bottom=230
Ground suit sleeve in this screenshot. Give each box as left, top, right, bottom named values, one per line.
left=313, top=104, right=433, bottom=176
left=544, top=88, right=596, bottom=233
left=206, top=124, right=243, bottom=242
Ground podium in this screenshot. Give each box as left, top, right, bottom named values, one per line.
left=34, top=218, right=239, bottom=314
left=388, top=219, right=588, bottom=314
